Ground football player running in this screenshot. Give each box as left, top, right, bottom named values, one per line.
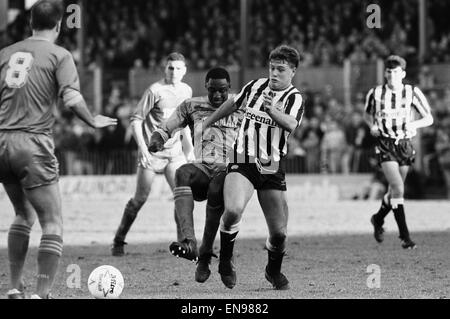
left=365, top=55, right=433, bottom=249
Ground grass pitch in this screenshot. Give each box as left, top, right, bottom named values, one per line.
left=1, top=196, right=449, bottom=299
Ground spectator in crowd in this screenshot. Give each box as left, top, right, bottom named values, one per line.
left=300, top=117, right=324, bottom=173
left=435, top=123, right=450, bottom=199
left=320, top=119, right=347, bottom=174
left=344, top=111, right=374, bottom=173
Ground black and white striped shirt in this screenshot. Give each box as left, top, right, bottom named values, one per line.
left=232, top=78, right=304, bottom=163
left=365, top=84, right=431, bottom=139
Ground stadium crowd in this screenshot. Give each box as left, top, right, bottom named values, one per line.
left=3, top=0, right=450, bottom=69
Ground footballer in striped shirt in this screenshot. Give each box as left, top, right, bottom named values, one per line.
left=203, top=45, right=304, bottom=290
left=365, top=55, right=433, bottom=250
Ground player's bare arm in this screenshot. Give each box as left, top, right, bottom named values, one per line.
left=364, top=89, right=380, bottom=137
left=131, top=118, right=153, bottom=165
left=406, top=88, right=434, bottom=132
left=64, top=90, right=117, bottom=129
left=129, top=89, right=157, bottom=163
left=363, top=112, right=380, bottom=137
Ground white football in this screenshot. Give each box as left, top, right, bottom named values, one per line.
left=87, top=265, right=124, bottom=299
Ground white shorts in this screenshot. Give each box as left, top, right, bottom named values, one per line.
left=138, top=140, right=186, bottom=174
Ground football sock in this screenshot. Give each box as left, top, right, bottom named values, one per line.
left=114, top=199, right=142, bottom=243
left=391, top=199, right=410, bottom=240
left=266, top=234, right=287, bottom=255
left=36, top=235, right=63, bottom=298
left=199, top=204, right=223, bottom=256
left=266, top=250, right=285, bottom=275
left=374, top=194, right=391, bottom=223
left=219, top=228, right=239, bottom=261
left=174, top=209, right=184, bottom=243
left=174, top=187, right=195, bottom=241
left=8, top=224, right=31, bottom=291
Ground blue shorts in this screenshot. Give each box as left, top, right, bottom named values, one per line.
left=0, top=131, right=59, bottom=189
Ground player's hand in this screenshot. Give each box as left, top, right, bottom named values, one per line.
left=261, top=92, right=274, bottom=113
left=370, top=125, right=381, bottom=137
left=93, top=115, right=118, bottom=128
left=148, top=131, right=165, bottom=153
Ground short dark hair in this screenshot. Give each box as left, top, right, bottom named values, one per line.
left=205, top=67, right=230, bottom=83
left=269, top=45, right=301, bottom=69
left=166, top=52, right=186, bottom=64
left=30, top=0, right=64, bottom=31
left=385, top=55, right=407, bottom=70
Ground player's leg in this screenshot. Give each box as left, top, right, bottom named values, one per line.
left=381, top=162, right=415, bottom=249
left=200, top=171, right=226, bottom=256
left=219, top=172, right=255, bottom=289
left=164, top=158, right=186, bottom=243
left=112, top=166, right=155, bottom=255
left=7, top=132, right=62, bottom=298
left=257, top=189, right=290, bottom=290
left=371, top=142, right=394, bottom=243
left=3, top=183, right=36, bottom=298
left=23, top=183, right=63, bottom=299
left=195, top=170, right=226, bottom=283
left=371, top=186, right=391, bottom=243
left=170, top=164, right=210, bottom=261
left=397, top=165, right=416, bottom=248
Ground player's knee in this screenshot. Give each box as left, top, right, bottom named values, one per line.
left=207, top=186, right=224, bottom=208
left=175, top=165, right=195, bottom=186
left=224, top=203, right=245, bottom=220
left=206, top=203, right=224, bottom=218
left=270, top=233, right=287, bottom=247
left=16, top=214, right=36, bottom=228
left=390, top=183, right=404, bottom=197
left=130, top=197, right=147, bottom=210
left=220, top=217, right=241, bottom=233
left=40, top=218, right=63, bottom=237
left=267, top=233, right=287, bottom=253
left=207, top=196, right=224, bottom=209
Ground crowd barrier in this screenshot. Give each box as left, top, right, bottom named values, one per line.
left=0, top=174, right=372, bottom=203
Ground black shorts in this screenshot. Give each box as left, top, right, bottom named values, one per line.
left=227, top=160, right=287, bottom=191
left=375, top=137, right=416, bottom=166
left=0, top=131, right=59, bottom=189
left=183, top=163, right=227, bottom=203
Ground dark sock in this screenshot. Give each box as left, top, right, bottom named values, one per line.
left=220, top=231, right=238, bottom=260
left=173, top=187, right=195, bottom=241
left=374, top=196, right=391, bottom=224
left=393, top=204, right=410, bottom=240
left=36, top=235, right=63, bottom=298
left=267, top=250, right=285, bottom=275
left=174, top=209, right=184, bottom=243
left=114, top=199, right=142, bottom=243
left=199, top=204, right=223, bottom=256
left=8, top=224, right=31, bottom=290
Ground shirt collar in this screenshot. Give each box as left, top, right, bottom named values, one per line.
left=385, top=83, right=404, bottom=94
left=28, top=36, right=52, bottom=42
